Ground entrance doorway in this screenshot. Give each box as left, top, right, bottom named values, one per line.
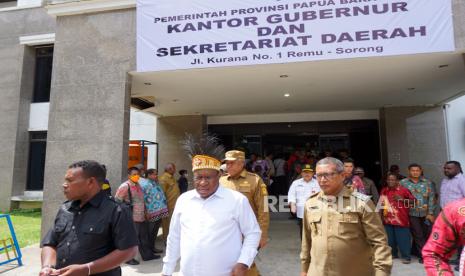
left=209, top=119, right=382, bottom=182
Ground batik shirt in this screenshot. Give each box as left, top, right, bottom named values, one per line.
left=379, top=186, right=415, bottom=227
left=140, top=178, right=169, bottom=222
left=400, top=177, right=436, bottom=217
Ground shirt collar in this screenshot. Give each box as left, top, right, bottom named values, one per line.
left=190, top=185, right=226, bottom=200
left=227, top=169, right=247, bottom=180
left=68, top=190, right=105, bottom=211
left=299, top=178, right=314, bottom=184
left=319, top=186, right=349, bottom=201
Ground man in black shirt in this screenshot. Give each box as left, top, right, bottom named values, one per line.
left=177, top=169, right=188, bottom=194
left=40, top=160, right=138, bottom=276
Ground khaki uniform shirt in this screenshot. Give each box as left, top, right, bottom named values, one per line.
left=159, top=172, right=180, bottom=212
left=301, top=187, right=392, bottom=276
left=220, top=170, right=270, bottom=241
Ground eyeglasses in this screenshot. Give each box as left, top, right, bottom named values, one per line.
left=315, top=172, right=339, bottom=180
left=193, top=175, right=216, bottom=182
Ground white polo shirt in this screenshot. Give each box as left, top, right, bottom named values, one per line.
left=288, top=178, right=320, bottom=218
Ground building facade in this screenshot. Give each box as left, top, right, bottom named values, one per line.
left=0, top=0, right=464, bottom=234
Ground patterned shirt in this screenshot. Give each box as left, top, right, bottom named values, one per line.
left=140, top=178, right=169, bottom=222
left=115, top=181, right=146, bottom=222
left=379, top=186, right=415, bottom=227
left=400, top=177, right=436, bottom=217
left=440, top=173, right=465, bottom=209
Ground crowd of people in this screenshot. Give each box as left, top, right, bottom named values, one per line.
left=38, top=138, right=465, bottom=276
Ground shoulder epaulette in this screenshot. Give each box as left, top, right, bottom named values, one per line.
left=352, top=192, right=371, bottom=202
left=310, top=192, right=320, bottom=198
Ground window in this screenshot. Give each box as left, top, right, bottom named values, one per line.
left=32, top=45, right=54, bottom=103
left=26, top=132, right=47, bottom=191
left=0, top=0, right=17, bottom=9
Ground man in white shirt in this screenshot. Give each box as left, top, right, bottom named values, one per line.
left=288, top=164, right=320, bottom=238
left=162, top=135, right=261, bottom=276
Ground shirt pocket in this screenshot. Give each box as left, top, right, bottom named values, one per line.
left=307, top=212, right=322, bottom=236
left=54, top=222, right=68, bottom=241
left=55, top=222, right=67, bottom=233
left=338, top=213, right=360, bottom=239
left=82, top=224, right=105, bottom=235
left=238, top=185, right=251, bottom=197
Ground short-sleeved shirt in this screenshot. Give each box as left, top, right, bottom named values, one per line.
left=379, top=186, right=415, bottom=227
left=288, top=178, right=320, bottom=218
left=400, top=177, right=436, bottom=217
left=115, top=181, right=146, bottom=222
left=41, top=191, right=138, bottom=275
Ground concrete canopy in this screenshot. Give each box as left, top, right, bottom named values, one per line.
left=130, top=51, right=465, bottom=117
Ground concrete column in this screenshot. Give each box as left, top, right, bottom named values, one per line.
left=156, top=115, right=207, bottom=181
left=453, top=0, right=465, bottom=51
left=0, top=8, right=55, bottom=212
left=380, top=106, right=448, bottom=186
left=0, top=43, right=23, bottom=212
left=41, top=9, right=135, bottom=234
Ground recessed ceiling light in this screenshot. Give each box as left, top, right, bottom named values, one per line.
left=407, top=88, right=416, bottom=91
left=284, top=93, right=290, bottom=97
left=280, top=75, right=289, bottom=78
left=438, top=64, right=449, bottom=68
left=144, top=82, right=152, bottom=85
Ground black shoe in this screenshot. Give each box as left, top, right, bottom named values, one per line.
left=142, top=254, right=161, bottom=261
left=418, top=258, right=423, bottom=264
left=402, top=259, right=411, bottom=264
left=126, top=259, right=140, bottom=265
left=153, top=248, right=163, bottom=254
left=455, top=265, right=459, bottom=272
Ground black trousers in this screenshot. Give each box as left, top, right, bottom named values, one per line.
left=134, top=221, right=154, bottom=260
left=147, top=220, right=162, bottom=252
left=409, top=216, right=431, bottom=258
left=274, top=176, right=287, bottom=196
left=297, top=218, right=303, bottom=240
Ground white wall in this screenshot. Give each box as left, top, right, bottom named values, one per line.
left=18, top=0, right=42, bottom=7
left=446, top=95, right=465, bottom=166
left=129, top=108, right=158, bottom=169
left=29, top=103, right=49, bottom=131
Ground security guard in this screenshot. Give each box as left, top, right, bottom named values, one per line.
left=40, top=160, right=138, bottom=276
left=160, top=163, right=180, bottom=242
left=301, top=157, right=392, bottom=276
left=220, top=150, right=270, bottom=276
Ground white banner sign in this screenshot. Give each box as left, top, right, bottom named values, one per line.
left=137, top=0, right=454, bottom=72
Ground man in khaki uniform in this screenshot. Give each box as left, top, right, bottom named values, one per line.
left=301, top=157, right=392, bottom=276
left=160, top=163, right=180, bottom=242
left=220, top=150, right=270, bottom=276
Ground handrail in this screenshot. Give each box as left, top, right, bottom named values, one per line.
left=0, top=214, right=23, bottom=267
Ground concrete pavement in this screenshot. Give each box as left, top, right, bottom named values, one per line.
left=0, top=217, right=441, bottom=275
